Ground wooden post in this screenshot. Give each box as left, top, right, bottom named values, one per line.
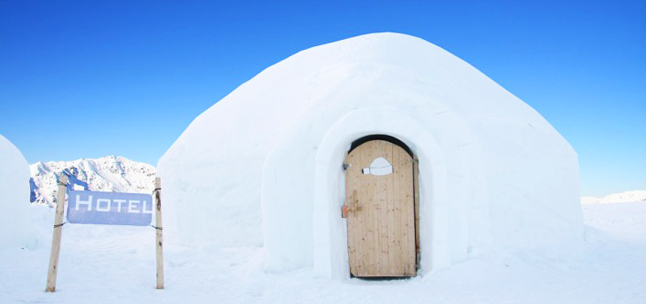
left=153, top=177, right=164, bottom=289
left=46, top=174, right=68, bottom=292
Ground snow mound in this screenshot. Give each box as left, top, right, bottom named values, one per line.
left=582, top=190, right=646, bottom=204
left=158, top=33, right=583, bottom=278
left=30, top=156, right=156, bottom=206
left=0, top=135, right=35, bottom=249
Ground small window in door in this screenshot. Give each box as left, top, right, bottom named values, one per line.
left=361, top=157, right=393, bottom=176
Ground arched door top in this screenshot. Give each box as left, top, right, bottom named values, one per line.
left=349, top=134, right=414, bottom=158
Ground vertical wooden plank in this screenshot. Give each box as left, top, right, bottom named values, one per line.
left=372, top=141, right=382, bottom=274
left=154, top=177, right=164, bottom=289
left=368, top=145, right=379, bottom=273
left=46, top=174, right=68, bottom=292
left=376, top=141, right=387, bottom=274
left=399, top=147, right=415, bottom=275
left=387, top=143, right=396, bottom=275
left=413, top=156, right=420, bottom=267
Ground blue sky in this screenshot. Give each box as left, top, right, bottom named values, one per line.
left=1, top=0, right=644, bottom=197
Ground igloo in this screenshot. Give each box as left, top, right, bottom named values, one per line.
left=158, top=33, right=584, bottom=279
left=0, top=135, right=34, bottom=249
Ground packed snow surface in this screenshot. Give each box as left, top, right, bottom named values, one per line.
left=158, top=32, right=582, bottom=276
left=30, top=156, right=156, bottom=206
left=0, top=199, right=644, bottom=303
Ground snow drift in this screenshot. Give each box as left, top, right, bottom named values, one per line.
left=0, top=135, right=34, bottom=249
left=158, top=33, right=584, bottom=278
left=582, top=190, right=646, bottom=204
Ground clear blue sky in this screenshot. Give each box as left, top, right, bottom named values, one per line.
left=1, top=0, right=644, bottom=197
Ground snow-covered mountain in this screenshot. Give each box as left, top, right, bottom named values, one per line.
left=30, top=156, right=156, bottom=206
left=581, top=190, right=646, bottom=204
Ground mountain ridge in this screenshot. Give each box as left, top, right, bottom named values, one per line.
left=30, top=155, right=156, bottom=206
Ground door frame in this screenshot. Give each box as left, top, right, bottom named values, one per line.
left=311, top=106, right=455, bottom=280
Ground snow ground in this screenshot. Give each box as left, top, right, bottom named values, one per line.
left=2, top=202, right=645, bottom=304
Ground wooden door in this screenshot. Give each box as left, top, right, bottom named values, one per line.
left=345, top=140, right=416, bottom=277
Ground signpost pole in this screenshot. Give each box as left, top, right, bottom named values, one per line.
left=46, top=174, right=68, bottom=292
left=153, top=177, right=164, bottom=289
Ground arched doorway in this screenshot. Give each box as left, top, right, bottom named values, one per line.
left=343, top=136, right=418, bottom=277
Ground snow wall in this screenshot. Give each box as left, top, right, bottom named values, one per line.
left=0, top=135, right=34, bottom=249
left=158, top=33, right=584, bottom=279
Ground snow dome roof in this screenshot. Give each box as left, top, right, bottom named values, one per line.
left=159, top=33, right=583, bottom=277
left=164, top=33, right=573, bottom=162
